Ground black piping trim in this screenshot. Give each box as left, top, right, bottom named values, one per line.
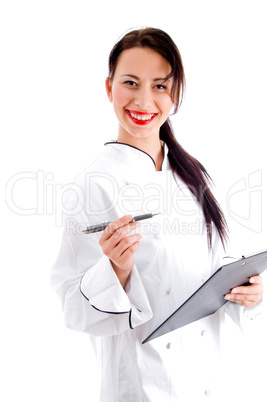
left=105, top=141, right=156, bottom=168
left=129, top=308, right=133, bottom=329
left=79, top=276, right=130, bottom=316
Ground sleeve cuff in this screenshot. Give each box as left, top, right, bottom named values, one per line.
left=224, top=299, right=264, bottom=330
left=80, top=256, right=153, bottom=328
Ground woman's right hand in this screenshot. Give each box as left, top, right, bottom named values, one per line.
left=99, top=215, right=142, bottom=287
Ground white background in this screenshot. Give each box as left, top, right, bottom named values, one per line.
left=1, top=0, right=267, bottom=401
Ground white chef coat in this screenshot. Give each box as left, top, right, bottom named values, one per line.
left=51, top=142, right=262, bottom=402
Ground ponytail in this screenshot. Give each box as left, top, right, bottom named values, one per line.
left=160, top=119, right=228, bottom=248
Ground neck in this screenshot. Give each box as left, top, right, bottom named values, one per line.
left=117, top=132, right=164, bottom=171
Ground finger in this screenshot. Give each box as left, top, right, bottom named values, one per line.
left=249, top=275, right=263, bottom=285
left=231, top=283, right=263, bottom=295
left=224, top=292, right=262, bottom=306
left=117, top=239, right=142, bottom=267
left=100, top=215, right=141, bottom=263
left=110, top=236, right=142, bottom=270
left=113, top=233, right=142, bottom=257
left=102, top=223, right=140, bottom=256
left=100, top=215, right=133, bottom=241
left=109, top=221, right=140, bottom=246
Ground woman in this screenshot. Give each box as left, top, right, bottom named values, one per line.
left=52, top=28, right=263, bottom=401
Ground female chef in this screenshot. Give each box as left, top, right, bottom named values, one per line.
left=52, top=28, right=264, bottom=401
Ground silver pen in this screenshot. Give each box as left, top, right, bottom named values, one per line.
left=82, top=213, right=159, bottom=234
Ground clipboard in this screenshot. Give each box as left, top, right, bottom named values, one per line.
left=142, top=250, right=267, bottom=343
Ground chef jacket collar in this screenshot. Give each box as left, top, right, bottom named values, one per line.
left=104, top=142, right=170, bottom=172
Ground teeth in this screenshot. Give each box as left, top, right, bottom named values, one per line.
left=129, top=112, right=155, bottom=121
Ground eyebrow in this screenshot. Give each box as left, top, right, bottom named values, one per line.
left=120, top=74, right=171, bottom=82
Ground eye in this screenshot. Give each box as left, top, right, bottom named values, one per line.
left=124, top=80, right=138, bottom=87
left=154, top=84, right=168, bottom=91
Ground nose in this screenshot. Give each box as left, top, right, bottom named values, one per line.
left=134, top=85, right=153, bottom=110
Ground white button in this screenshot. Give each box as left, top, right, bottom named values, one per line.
left=201, top=330, right=207, bottom=336
left=166, top=289, right=172, bottom=295
left=166, top=342, right=171, bottom=349
left=205, top=389, right=212, bottom=396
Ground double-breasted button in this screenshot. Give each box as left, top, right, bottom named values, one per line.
left=166, top=289, right=172, bottom=295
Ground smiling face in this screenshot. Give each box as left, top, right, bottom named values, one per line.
left=105, top=47, right=174, bottom=145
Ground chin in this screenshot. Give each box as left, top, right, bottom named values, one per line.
left=123, top=125, right=158, bottom=139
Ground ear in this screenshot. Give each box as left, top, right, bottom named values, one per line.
left=105, top=77, right=113, bottom=102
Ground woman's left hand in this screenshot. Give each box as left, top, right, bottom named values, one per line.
left=224, top=275, right=264, bottom=307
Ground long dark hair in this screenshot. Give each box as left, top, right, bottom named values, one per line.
left=108, top=27, right=228, bottom=248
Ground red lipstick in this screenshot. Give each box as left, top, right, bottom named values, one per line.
left=126, top=110, right=157, bottom=126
